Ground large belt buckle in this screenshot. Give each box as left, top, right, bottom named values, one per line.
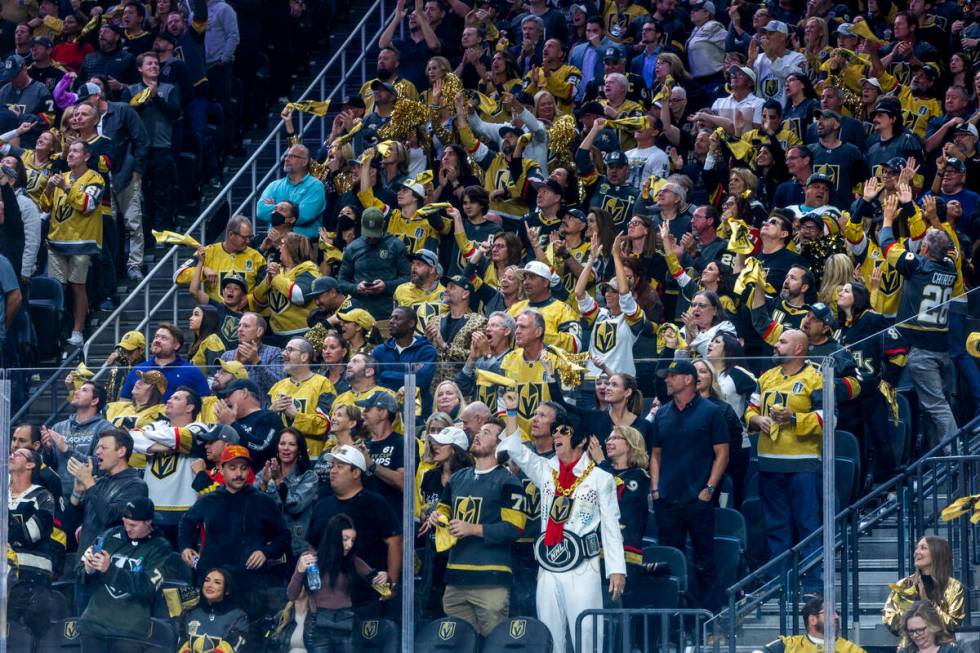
left=534, top=532, right=587, bottom=573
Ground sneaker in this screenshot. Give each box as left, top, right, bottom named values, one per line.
left=127, top=266, right=144, bottom=281
left=67, top=331, right=84, bottom=347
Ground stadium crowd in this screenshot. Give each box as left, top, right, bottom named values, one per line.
left=5, top=0, right=980, bottom=650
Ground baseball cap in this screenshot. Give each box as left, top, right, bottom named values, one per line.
left=117, top=330, right=145, bottom=351
left=498, top=124, right=523, bottom=138
left=136, top=370, right=167, bottom=394
left=218, top=378, right=260, bottom=399
left=31, top=36, right=53, bottom=48
left=836, top=23, right=855, bottom=37
left=400, top=178, right=426, bottom=200
left=944, top=158, right=967, bottom=173
left=0, top=54, right=25, bottom=82
left=657, top=359, right=697, bottom=378
left=370, top=79, right=398, bottom=96
left=882, top=157, right=906, bottom=173
left=690, top=0, right=715, bottom=14
left=200, top=424, right=240, bottom=444
left=563, top=207, right=587, bottom=223
left=430, top=426, right=469, bottom=450
left=606, top=151, right=629, bottom=167
left=77, top=82, right=103, bottom=100
left=409, top=249, right=443, bottom=275
left=913, top=63, right=940, bottom=81
left=814, top=108, right=842, bottom=122
left=603, top=46, right=625, bottom=61
left=955, top=123, right=979, bottom=139
left=361, top=207, right=385, bottom=238
left=308, top=276, right=339, bottom=298
left=341, top=94, right=366, bottom=110
left=872, top=97, right=902, bottom=118
left=799, top=212, right=824, bottom=228
left=336, top=308, right=376, bottom=331
left=733, top=65, right=757, bottom=84
left=123, top=497, right=155, bottom=521
left=598, top=277, right=625, bottom=293
left=859, top=77, right=882, bottom=91
left=806, top=302, right=837, bottom=328
left=217, top=359, right=249, bottom=381
left=220, top=272, right=248, bottom=292
left=806, top=172, right=834, bottom=188
left=324, top=444, right=367, bottom=471
left=154, top=31, right=177, bottom=46
left=523, top=260, right=557, bottom=283
left=762, top=20, right=789, bottom=34
left=356, top=390, right=399, bottom=414
left=441, top=274, right=475, bottom=293
left=574, top=100, right=604, bottom=117
left=219, top=444, right=252, bottom=465
left=533, top=178, right=564, bottom=196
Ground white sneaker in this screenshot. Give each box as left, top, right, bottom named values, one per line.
left=127, top=266, right=144, bottom=281
left=67, top=331, right=84, bottom=347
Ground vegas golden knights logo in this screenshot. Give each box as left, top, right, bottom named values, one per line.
left=518, top=382, right=543, bottom=419
left=219, top=315, right=239, bottom=343
left=762, top=78, right=779, bottom=99
left=150, top=453, right=179, bottom=479
left=492, top=169, right=511, bottom=193
left=362, top=620, right=379, bottom=639
left=762, top=391, right=790, bottom=415
left=454, top=496, right=483, bottom=524
left=269, top=289, right=289, bottom=314
left=510, top=619, right=527, bottom=639
left=523, top=481, right=540, bottom=516
left=600, top=195, right=629, bottom=226
left=594, top=322, right=617, bottom=353
left=549, top=495, right=572, bottom=523
left=438, top=621, right=457, bottom=640
left=814, top=164, right=840, bottom=189
left=64, top=620, right=78, bottom=640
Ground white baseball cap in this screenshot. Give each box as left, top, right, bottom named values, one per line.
left=324, top=444, right=367, bottom=471
left=430, top=426, right=469, bottom=450
left=523, top=260, right=559, bottom=286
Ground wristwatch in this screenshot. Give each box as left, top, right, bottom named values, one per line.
left=704, top=484, right=716, bottom=496
left=368, top=461, right=378, bottom=475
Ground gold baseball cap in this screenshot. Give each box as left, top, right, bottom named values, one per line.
left=135, top=370, right=167, bottom=394
left=117, top=330, right=145, bottom=351
left=336, top=308, right=376, bottom=332
left=218, top=359, right=249, bottom=380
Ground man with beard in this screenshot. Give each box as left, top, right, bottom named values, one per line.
left=756, top=212, right=807, bottom=292
left=420, top=419, right=525, bottom=636
left=371, top=306, right=438, bottom=406
left=808, top=110, right=869, bottom=210
left=336, top=208, right=412, bottom=321
left=803, top=87, right=867, bottom=148
left=455, top=92, right=543, bottom=220
left=164, top=3, right=208, bottom=108
left=864, top=98, right=924, bottom=183
left=750, top=263, right=812, bottom=341
left=217, top=379, right=281, bottom=470
left=268, top=338, right=336, bottom=457
left=378, top=0, right=440, bottom=90
left=26, top=36, right=65, bottom=94
left=394, top=249, right=445, bottom=333
left=120, top=323, right=210, bottom=401
left=869, top=51, right=942, bottom=142
left=358, top=46, right=419, bottom=113
left=745, top=330, right=824, bottom=591
left=197, top=359, right=248, bottom=424
left=333, top=353, right=396, bottom=410
left=256, top=143, right=326, bottom=239
left=79, top=25, right=136, bottom=97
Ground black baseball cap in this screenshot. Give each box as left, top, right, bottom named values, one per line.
left=441, top=274, right=475, bottom=293
left=658, top=359, right=698, bottom=378
left=370, top=79, right=398, bottom=96
left=308, top=276, right=339, bottom=297
left=533, top=178, right=564, bottom=196
left=606, top=151, right=629, bottom=167
left=806, top=172, right=834, bottom=188
left=31, top=36, right=53, bottom=48
left=806, top=302, right=837, bottom=327
left=498, top=124, right=523, bottom=138
left=574, top=100, right=604, bottom=118
left=220, top=272, right=248, bottom=292
left=218, top=378, right=260, bottom=399
left=603, top=46, right=625, bottom=61
left=123, top=497, right=155, bottom=521
left=200, top=424, right=240, bottom=444
left=341, top=95, right=366, bottom=110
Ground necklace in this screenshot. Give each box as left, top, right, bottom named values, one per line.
left=551, top=460, right=595, bottom=497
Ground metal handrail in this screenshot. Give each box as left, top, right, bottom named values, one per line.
left=712, top=414, right=980, bottom=653
left=12, top=0, right=389, bottom=424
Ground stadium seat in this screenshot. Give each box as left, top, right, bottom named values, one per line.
left=642, top=545, right=690, bottom=598
left=714, top=507, right=748, bottom=551
left=28, top=276, right=63, bottom=362
left=414, top=617, right=479, bottom=652
left=483, top=617, right=553, bottom=651
left=642, top=509, right=658, bottom=545
left=835, top=457, right=858, bottom=508
left=36, top=618, right=82, bottom=653
left=713, top=536, right=745, bottom=597
left=739, top=497, right=769, bottom=570
left=354, top=618, right=399, bottom=652
left=632, top=575, right=681, bottom=609
left=144, top=618, right=178, bottom=651
left=717, top=474, right=735, bottom=508
left=764, top=637, right=787, bottom=653
left=835, top=430, right=861, bottom=494
left=744, top=472, right=759, bottom=502
left=7, top=621, right=34, bottom=652
left=48, top=586, right=70, bottom=621
left=51, top=579, right=74, bottom=616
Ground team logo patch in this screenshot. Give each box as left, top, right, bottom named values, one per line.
left=64, top=620, right=78, bottom=640
left=454, top=496, right=483, bottom=524
left=791, top=381, right=805, bottom=394
left=549, top=495, right=572, bottom=524
left=150, top=453, right=178, bottom=479
left=762, top=78, right=779, bottom=99
left=518, top=383, right=543, bottom=419
left=438, top=621, right=456, bottom=640
left=362, top=621, right=379, bottom=639
left=510, top=620, right=527, bottom=639
left=594, top=322, right=618, bottom=353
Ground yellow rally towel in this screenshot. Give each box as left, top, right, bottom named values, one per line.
left=128, top=86, right=153, bottom=107
left=416, top=202, right=452, bottom=216
left=655, top=323, right=687, bottom=353
left=415, top=170, right=434, bottom=186
left=433, top=512, right=458, bottom=552
left=607, top=115, right=649, bottom=131
left=474, top=91, right=498, bottom=116
left=287, top=100, right=331, bottom=116
left=879, top=381, right=900, bottom=425
left=152, top=230, right=201, bottom=249
left=941, top=495, right=980, bottom=524
left=848, top=20, right=883, bottom=45
left=727, top=219, right=756, bottom=254
left=476, top=369, right=517, bottom=388
left=734, top=257, right=775, bottom=296
left=715, top=127, right=752, bottom=161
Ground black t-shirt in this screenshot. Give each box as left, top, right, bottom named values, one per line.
left=757, top=247, right=806, bottom=293
left=307, top=489, right=401, bottom=572
left=365, top=434, right=406, bottom=514
left=231, top=409, right=282, bottom=471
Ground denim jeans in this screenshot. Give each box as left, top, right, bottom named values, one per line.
left=907, top=348, right=958, bottom=446
left=759, top=471, right=821, bottom=591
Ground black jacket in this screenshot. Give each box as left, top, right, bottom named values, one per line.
left=178, top=484, right=290, bottom=579
left=72, top=467, right=148, bottom=554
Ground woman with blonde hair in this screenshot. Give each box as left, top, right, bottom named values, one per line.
left=533, top=89, right=557, bottom=126
left=897, top=601, right=961, bottom=653
left=817, top=252, right=854, bottom=312
left=253, top=232, right=321, bottom=345
left=431, top=380, right=464, bottom=421
left=884, top=536, right=965, bottom=635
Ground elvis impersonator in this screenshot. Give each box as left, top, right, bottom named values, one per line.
left=497, top=390, right=626, bottom=653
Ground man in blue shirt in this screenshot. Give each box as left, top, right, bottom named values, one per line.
left=649, top=359, right=729, bottom=611
left=255, top=144, right=327, bottom=239
left=119, top=323, right=210, bottom=400
left=928, top=157, right=978, bottom=234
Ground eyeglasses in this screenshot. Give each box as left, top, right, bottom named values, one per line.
left=690, top=302, right=711, bottom=309
left=491, top=242, right=507, bottom=249
left=606, top=435, right=625, bottom=442
left=284, top=152, right=308, bottom=160
left=906, top=627, right=928, bottom=637
left=628, top=219, right=647, bottom=227
left=763, top=218, right=783, bottom=226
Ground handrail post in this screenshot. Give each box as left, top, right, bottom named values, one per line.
left=850, top=508, right=861, bottom=641
left=897, top=478, right=907, bottom=578
left=727, top=587, right=736, bottom=653
left=821, top=359, right=836, bottom=651
left=840, top=511, right=849, bottom=632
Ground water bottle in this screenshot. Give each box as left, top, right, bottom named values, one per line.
left=306, top=561, right=322, bottom=592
